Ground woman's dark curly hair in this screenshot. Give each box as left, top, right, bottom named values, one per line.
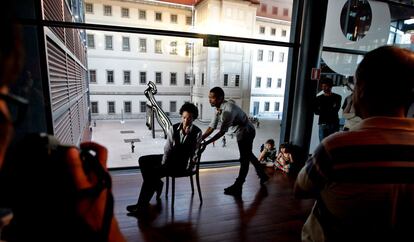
left=179, top=102, right=199, bottom=119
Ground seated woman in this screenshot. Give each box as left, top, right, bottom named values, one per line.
left=127, top=103, right=202, bottom=214
left=258, top=139, right=277, bottom=167
left=275, top=143, right=294, bottom=173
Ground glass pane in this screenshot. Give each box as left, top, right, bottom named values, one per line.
left=81, top=0, right=293, bottom=41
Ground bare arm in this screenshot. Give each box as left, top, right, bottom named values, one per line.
left=258, top=149, right=267, bottom=161
left=204, top=130, right=226, bottom=146
left=201, top=127, right=214, bottom=140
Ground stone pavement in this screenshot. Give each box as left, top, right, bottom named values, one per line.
left=92, top=118, right=282, bottom=168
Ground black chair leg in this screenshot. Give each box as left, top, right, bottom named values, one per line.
left=196, top=173, right=203, bottom=204
left=172, top=177, right=175, bottom=210
left=165, top=176, right=169, bottom=198
left=190, top=176, right=194, bottom=194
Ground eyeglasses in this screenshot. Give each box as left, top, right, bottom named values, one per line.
left=0, top=92, right=29, bottom=125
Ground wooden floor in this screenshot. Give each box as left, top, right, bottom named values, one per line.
left=111, top=165, right=314, bottom=242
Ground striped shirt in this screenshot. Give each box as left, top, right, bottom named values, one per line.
left=295, top=117, right=414, bottom=241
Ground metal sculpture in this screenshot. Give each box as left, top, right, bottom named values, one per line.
left=144, top=81, right=172, bottom=139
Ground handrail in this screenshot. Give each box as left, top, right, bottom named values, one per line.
left=144, top=81, right=172, bottom=139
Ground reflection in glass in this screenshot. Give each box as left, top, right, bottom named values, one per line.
left=340, top=0, right=372, bottom=41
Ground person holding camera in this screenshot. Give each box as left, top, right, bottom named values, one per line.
left=0, top=4, right=125, bottom=241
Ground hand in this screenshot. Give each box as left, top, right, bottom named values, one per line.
left=65, top=142, right=125, bottom=242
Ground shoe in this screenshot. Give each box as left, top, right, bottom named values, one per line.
left=259, top=175, right=269, bottom=185
left=156, top=181, right=164, bottom=200
left=126, top=204, right=138, bottom=213
left=224, top=184, right=242, bottom=196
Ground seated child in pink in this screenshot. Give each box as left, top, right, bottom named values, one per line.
left=275, top=143, right=294, bottom=173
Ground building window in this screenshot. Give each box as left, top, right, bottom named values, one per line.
left=140, top=101, right=146, bottom=112
left=122, top=37, right=130, bottom=51
left=87, top=34, right=95, bottom=49
left=170, top=14, right=177, bottom=23
left=224, top=74, right=228, bottom=86
left=271, top=28, right=276, bottom=36
left=91, top=101, right=98, bottom=113
left=185, top=43, right=191, bottom=56
left=105, top=35, right=113, bottom=50
left=89, top=70, right=96, bottom=83
left=261, top=4, right=267, bottom=13
left=268, top=50, right=274, bottom=62
left=281, top=29, right=287, bottom=37
left=259, top=26, right=265, bottom=34
left=124, top=101, right=131, bottom=113
left=155, top=12, right=162, bottom=21
left=155, top=72, right=162, bottom=84
left=170, top=41, right=177, bottom=55
left=121, top=8, right=129, bottom=18
left=279, top=52, right=285, bottom=62
left=186, top=16, right=192, bottom=25
left=184, top=73, right=191, bottom=85
left=157, top=101, right=162, bottom=109
left=107, top=70, right=114, bottom=84
left=170, top=72, right=177, bottom=85
left=272, top=6, right=278, bottom=15
left=274, top=102, right=280, bottom=111
left=235, top=75, right=240, bottom=87
left=170, top=101, right=177, bottom=113
left=277, top=78, right=282, bottom=88
left=123, top=71, right=131, bottom=84
left=104, top=5, right=112, bottom=16
left=139, top=10, right=146, bottom=19
left=255, top=77, right=261, bottom=88
left=139, top=38, right=147, bottom=52
left=85, top=3, right=93, bottom=13
left=140, top=72, right=146, bottom=84
left=108, top=101, right=115, bottom=114
left=257, top=50, right=263, bottom=61
left=264, top=102, right=270, bottom=111
left=201, top=73, right=205, bottom=86
left=283, top=8, right=289, bottom=16
left=155, top=40, right=162, bottom=53
left=267, top=77, right=272, bottom=88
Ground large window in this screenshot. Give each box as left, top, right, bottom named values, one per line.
left=277, top=78, right=282, bottom=88
left=235, top=75, right=240, bottom=87
left=155, top=12, right=162, bottom=21
left=267, top=77, right=272, bottom=88
left=170, top=14, right=178, bottom=23
left=264, top=102, right=270, bottom=111
left=268, top=51, right=274, bottom=62
left=170, top=41, right=177, bottom=54
left=224, top=74, right=228, bottom=86
left=274, top=102, right=280, bottom=111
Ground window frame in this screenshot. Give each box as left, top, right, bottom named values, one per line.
left=91, top=101, right=98, bottom=114
left=103, top=5, right=112, bottom=16
left=123, top=70, right=131, bottom=84
left=89, top=69, right=97, bottom=83
left=107, top=101, right=115, bottom=114
left=124, top=101, right=132, bottom=113
left=106, top=70, right=114, bottom=84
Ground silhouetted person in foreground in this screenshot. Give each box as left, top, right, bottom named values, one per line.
left=295, top=46, right=414, bottom=242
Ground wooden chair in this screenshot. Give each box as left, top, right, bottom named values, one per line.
left=165, top=149, right=204, bottom=210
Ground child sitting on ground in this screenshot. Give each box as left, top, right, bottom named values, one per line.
left=258, top=139, right=277, bottom=167
left=275, top=143, right=294, bottom=173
